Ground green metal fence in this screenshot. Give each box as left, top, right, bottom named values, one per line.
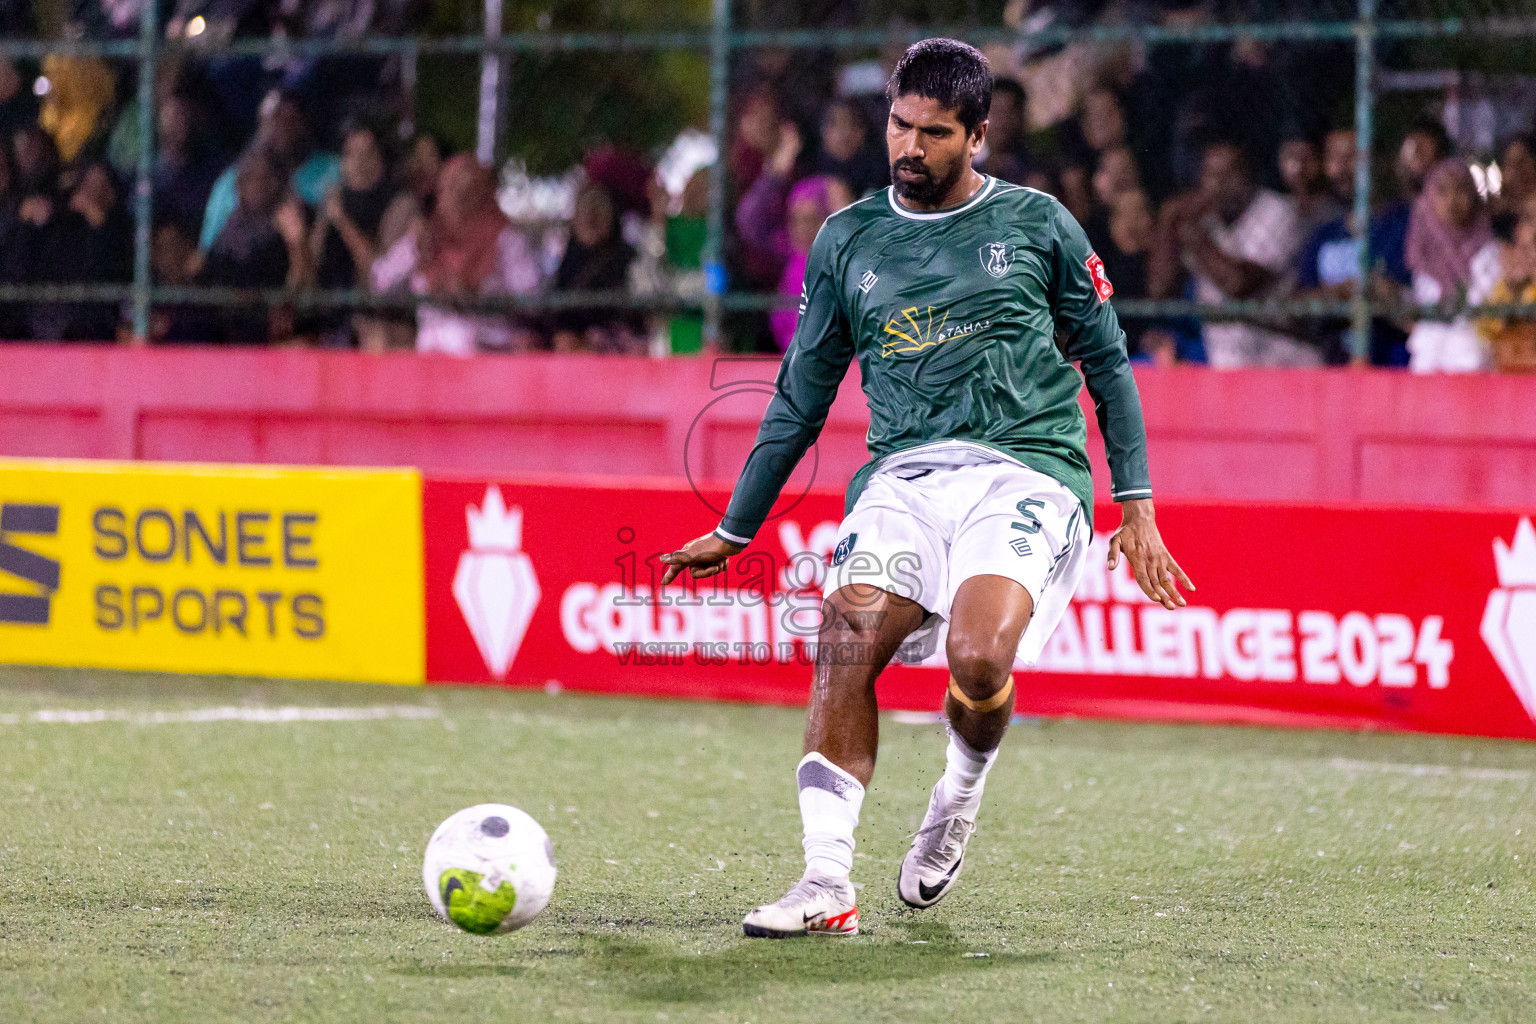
left=2, top=1, right=1536, bottom=357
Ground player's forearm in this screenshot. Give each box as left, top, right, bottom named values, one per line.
left=718, top=356, right=837, bottom=544
left=722, top=262, right=851, bottom=541
left=718, top=219, right=851, bottom=544
left=717, top=341, right=844, bottom=544
left=1079, top=346, right=1153, bottom=501
left=716, top=407, right=818, bottom=543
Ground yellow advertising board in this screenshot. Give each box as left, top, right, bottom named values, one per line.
left=0, top=458, right=423, bottom=684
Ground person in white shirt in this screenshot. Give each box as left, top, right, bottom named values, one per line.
left=1404, top=158, right=1493, bottom=373
left=371, top=155, right=540, bottom=356
left=1151, top=140, right=1313, bottom=368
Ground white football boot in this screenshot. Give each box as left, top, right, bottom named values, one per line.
left=742, top=874, right=859, bottom=938
left=897, top=781, right=978, bottom=909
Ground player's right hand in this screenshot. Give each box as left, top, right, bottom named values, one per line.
left=1107, top=499, right=1195, bottom=611
left=660, top=532, right=745, bottom=585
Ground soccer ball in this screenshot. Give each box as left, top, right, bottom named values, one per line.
left=423, top=804, right=557, bottom=934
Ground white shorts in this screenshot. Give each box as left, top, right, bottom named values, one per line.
left=826, top=444, right=1090, bottom=667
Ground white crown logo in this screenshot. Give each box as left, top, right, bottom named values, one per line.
left=453, top=486, right=541, bottom=679
left=1493, top=517, right=1536, bottom=587
left=1483, top=517, right=1536, bottom=722
left=467, top=485, right=523, bottom=551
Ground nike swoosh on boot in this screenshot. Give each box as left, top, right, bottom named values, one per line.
left=916, top=861, right=961, bottom=904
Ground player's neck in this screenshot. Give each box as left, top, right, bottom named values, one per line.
left=894, top=169, right=989, bottom=214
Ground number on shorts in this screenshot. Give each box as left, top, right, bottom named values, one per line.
left=1012, top=498, right=1045, bottom=535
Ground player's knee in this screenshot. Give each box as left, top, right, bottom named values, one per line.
left=945, top=631, right=1014, bottom=700
left=823, top=584, right=893, bottom=637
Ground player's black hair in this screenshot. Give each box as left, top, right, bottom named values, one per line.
left=885, top=38, right=992, bottom=137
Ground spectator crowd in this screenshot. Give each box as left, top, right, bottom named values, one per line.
left=0, top=1, right=1534, bottom=373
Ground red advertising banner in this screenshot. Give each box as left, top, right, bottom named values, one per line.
left=424, top=475, right=1536, bottom=741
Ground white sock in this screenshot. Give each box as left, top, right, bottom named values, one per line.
left=796, top=752, right=864, bottom=881
left=940, top=725, right=999, bottom=814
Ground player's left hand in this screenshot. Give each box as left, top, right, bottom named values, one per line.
left=659, top=532, right=745, bottom=585
left=1107, top=498, right=1195, bottom=610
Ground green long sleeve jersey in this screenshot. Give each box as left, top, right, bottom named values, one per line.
left=716, top=175, right=1152, bottom=543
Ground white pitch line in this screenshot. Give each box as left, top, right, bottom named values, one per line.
left=0, top=705, right=442, bottom=726
left=1329, top=757, right=1532, bottom=782
left=888, top=710, right=945, bottom=725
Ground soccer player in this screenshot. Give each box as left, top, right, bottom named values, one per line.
left=661, top=38, right=1193, bottom=938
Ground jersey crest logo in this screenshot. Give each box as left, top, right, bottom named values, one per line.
left=1086, top=252, right=1114, bottom=302
left=831, top=533, right=857, bottom=566
left=979, top=242, right=1018, bottom=278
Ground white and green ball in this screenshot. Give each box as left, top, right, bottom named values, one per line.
left=423, top=804, right=557, bottom=934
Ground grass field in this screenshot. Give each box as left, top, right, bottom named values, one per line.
left=1, top=667, right=1534, bottom=1022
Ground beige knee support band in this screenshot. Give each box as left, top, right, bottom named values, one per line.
left=947, top=674, right=1014, bottom=713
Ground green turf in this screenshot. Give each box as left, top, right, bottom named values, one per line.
left=0, top=667, right=1534, bottom=1022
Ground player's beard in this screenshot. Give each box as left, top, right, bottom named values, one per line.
left=890, top=156, right=964, bottom=206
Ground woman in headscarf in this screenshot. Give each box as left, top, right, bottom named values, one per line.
left=815, top=100, right=888, bottom=199
left=33, top=161, right=132, bottom=340
left=549, top=183, right=643, bottom=354
left=737, top=173, right=851, bottom=352
left=198, top=146, right=315, bottom=344
left=37, top=55, right=116, bottom=164
left=1405, top=157, right=1495, bottom=372
left=310, top=124, right=398, bottom=347
left=370, top=154, right=540, bottom=355
left=371, top=134, right=449, bottom=350
left=1474, top=196, right=1536, bottom=373
left=378, top=134, right=450, bottom=253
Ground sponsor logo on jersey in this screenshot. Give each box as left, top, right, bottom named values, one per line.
left=858, top=270, right=878, bottom=294
left=1483, top=517, right=1536, bottom=720
left=1086, top=252, right=1114, bottom=302
left=880, top=305, right=992, bottom=357
left=979, top=242, right=1018, bottom=278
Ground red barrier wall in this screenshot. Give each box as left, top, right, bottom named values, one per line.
left=3, top=345, right=1536, bottom=507
left=424, top=475, right=1536, bottom=740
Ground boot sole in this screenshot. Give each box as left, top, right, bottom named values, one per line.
left=742, top=923, right=858, bottom=938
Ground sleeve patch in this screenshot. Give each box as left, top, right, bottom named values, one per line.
left=1085, top=252, right=1114, bottom=303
